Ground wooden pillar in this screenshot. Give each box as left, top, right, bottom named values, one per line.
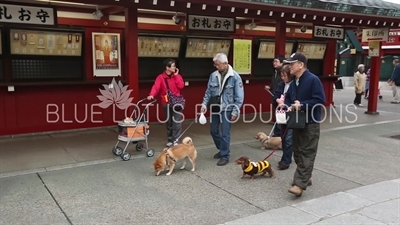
left=270, top=21, right=286, bottom=123
left=275, top=21, right=286, bottom=57
left=365, top=42, right=381, bottom=115
left=124, top=7, right=139, bottom=102
left=322, top=40, right=337, bottom=107
left=323, top=40, right=337, bottom=76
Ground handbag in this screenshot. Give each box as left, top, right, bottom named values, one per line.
left=207, top=77, right=231, bottom=113
left=164, top=78, right=185, bottom=110
left=285, top=80, right=306, bottom=129
left=286, top=110, right=306, bottom=129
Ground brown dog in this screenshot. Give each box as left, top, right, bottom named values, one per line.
left=153, top=137, right=197, bottom=176
left=254, top=132, right=282, bottom=150
left=235, top=156, right=275, bottom=180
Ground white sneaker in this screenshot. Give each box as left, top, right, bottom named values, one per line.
left=166, top=142, right=173, bottom=147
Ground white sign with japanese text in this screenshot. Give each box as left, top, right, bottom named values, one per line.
left=362, top=28, right=389, bottom=42
left=313, top=25, right=345, bottom=40
left=187, top=15, right=235, bottom=32
left=0, top=3, right=55, bottom=26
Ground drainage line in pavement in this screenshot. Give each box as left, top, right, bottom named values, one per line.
left=37, top=173, right=73, bottom=225
left=194, top=174, right=265, bottom=212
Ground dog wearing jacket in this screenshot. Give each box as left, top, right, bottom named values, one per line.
left=235, top=156, right=275, bottom=180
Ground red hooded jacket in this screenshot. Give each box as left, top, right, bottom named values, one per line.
left=149, top=72, right=184, bottom=104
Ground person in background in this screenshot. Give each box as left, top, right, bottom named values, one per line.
left=364, top=68, right=370, bottom=99
left=273, top=64, right=294, bottom=170
left=265, top=55, right=284, bottom=137
left=353, top=64, right=366, bottom=107
left=147, top=58, right=184, bottom=147
left=283, top=52, right=326, bottom=197
left=389, top=58, right=400, bottom=104
left=200, top=53, right=244, bottom=166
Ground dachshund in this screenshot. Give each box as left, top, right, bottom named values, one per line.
left=235, top=156, right=275, bottom=180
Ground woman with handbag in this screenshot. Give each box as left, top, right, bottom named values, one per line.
left=274, top=64, right=294, bottom=170
left=147, top=58, right=185, bottom=147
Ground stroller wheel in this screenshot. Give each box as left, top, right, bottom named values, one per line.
left=121, top=152, right=131, bottom=161
left=136, top=143, right=144, bottom=151
left=146, top=149, right=155, bottom=157
left=113, top=146, right=123, bottom=156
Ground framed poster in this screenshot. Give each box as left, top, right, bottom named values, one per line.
left=185, top=38, right=231, bottom=58
left=257, top=41, right=294, bottom=59
left=92, top=32, right=121, bottom=77
left=296, top=42, right=327, bottom=60
left=138, top=36, right=181, bottom=58
left=10, top=29, right=82, bottom=56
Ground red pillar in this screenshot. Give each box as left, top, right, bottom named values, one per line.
left=275, top=21, right=286, bottom=57
left=365, top=42, right=381, bottom=115
left=125, top=7, right=139, bottom=102
left=323, top=40, right=337, bottom=76
left=322, top=40, right=337, bottom=107
left=270, top=21, right=286, bottom=123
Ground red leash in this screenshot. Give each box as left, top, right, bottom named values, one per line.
left=263, top=126, right=288, bottom=161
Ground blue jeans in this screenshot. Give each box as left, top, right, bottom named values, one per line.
left=210, top=110, right=232, bottom=159
left=280, top=124, right=293, bottom=166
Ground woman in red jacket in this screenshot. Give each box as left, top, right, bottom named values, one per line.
left=147, top=59, right=184, bottom=147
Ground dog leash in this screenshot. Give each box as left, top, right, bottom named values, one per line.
left=263, top=126, right=289, bottom=161
left=172, top=117, right=197, bottom=145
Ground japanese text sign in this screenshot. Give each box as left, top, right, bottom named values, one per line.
left=362, top=28, right=389, bottom=42
left=0, top=3, right=56, bottom=26
left=187, top=15, right=235, bottom=32
left=233, top=39, right=252, bottom=75
left=313, top=25, right=344, bottom=40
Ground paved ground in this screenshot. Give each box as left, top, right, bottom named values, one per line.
left=0, top=87, right=399, bottom=225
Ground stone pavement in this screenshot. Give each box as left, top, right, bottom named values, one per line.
left=223, top=178, right=400, bottom=225
left=0, top=88, right=399, bottom=225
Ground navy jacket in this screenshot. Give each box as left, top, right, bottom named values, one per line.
left=390, top=64, right=400, bottom=83
left=284, top=70, right=326, bottom=123
left=273, top=81, right=285, bottom=106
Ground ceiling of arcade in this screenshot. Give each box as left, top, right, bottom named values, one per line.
left=9, top=0, right=400, bottom=30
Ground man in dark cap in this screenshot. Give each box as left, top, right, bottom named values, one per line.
left=282, top=52, right=326, bottom=197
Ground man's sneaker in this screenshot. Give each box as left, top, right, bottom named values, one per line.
left=213, top=152, right=221, bottom=159
left=217, top=158, right=229, bottom=166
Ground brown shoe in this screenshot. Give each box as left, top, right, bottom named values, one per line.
left=288, top=185, right=303, bottom=197
left=278, top=162, right=289, bottom=170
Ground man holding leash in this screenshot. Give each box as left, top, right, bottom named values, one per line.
left=265, top=55, right=285, bottom=137
left=201, top=53, right=244, bottom=166
left=282, top=52, right=326, bottom=197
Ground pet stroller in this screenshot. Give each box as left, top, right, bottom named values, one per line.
left=112, top=98, right=157, bottom=161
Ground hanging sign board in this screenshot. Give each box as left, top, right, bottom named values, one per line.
left=362, top=28, right=389, bottom=42
left=233, top=39, right=252, bottom=75
left=368, top=41, right=380, bottom=57
left=313, top=25, right=345, bottom=40
left=0, top=3, right=56, bottom=26
left=187, top=15, right=235, bottom=33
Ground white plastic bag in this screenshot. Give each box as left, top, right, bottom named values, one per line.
left=199, top=113, right=207, bottom=125
left=276, top=110, right=287, bottom=124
